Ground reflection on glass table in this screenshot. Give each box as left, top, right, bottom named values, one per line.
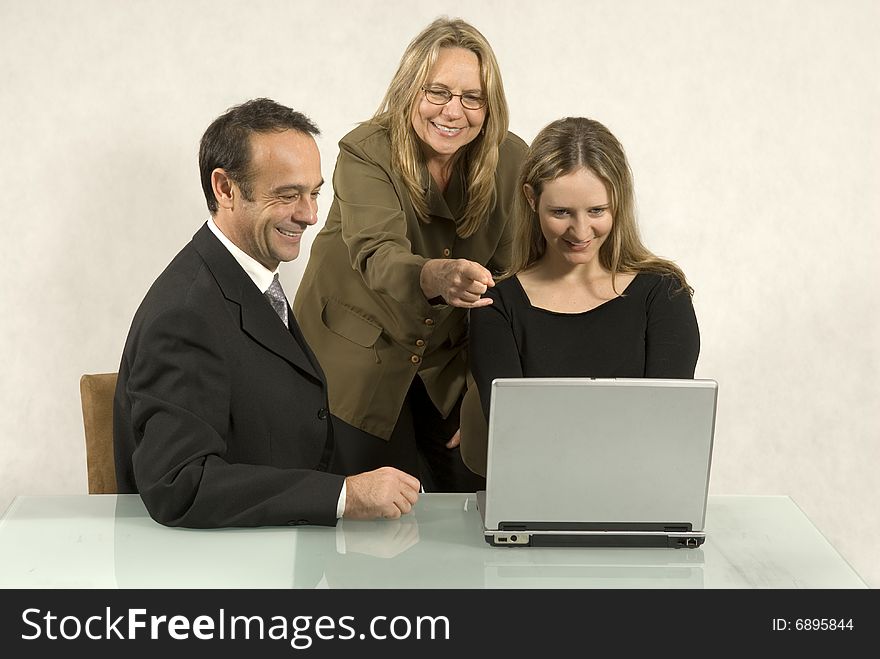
left=0, top=494, right=866, bottom=589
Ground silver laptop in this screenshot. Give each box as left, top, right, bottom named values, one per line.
left=477, top=378, right=718, bottom=549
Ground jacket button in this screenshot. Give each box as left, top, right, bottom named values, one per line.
left=411, top=355, right=421, bottom=364
left=442, top=248, right=451, bottom=257
left=424, top=318, right=434, bottom=326
left=317, top=408, right=329, bottom=420
left=416, top=339, right=425, bottom=347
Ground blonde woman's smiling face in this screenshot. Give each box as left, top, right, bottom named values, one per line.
left=527, top=168, right=613, bottom=270
left=411, top=47, right=486, bottom=168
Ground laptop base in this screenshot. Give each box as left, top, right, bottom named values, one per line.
left=485, top=531, right=705, bottom=549
left=477, top=491, right=706, bottom=549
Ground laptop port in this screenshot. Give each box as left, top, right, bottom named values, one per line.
left=492, top=533, right=530, bottom=545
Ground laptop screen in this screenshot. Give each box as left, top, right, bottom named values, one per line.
left=482, top=378, right=717, bottom=533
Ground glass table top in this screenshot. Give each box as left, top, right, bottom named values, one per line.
left=0, top=494, right=866, bottom=589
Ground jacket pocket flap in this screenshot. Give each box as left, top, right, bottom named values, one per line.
left=322, top=299, right=382, bottom=347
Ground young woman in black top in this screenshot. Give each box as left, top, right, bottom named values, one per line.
left=459, top=117, right=700, bottom=475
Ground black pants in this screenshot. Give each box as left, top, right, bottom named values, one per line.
left=331, top=377, right=486, bottom=493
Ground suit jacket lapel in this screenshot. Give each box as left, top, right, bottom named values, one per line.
left=192, top=224, right=322, bottom=383
left=287, top=303, right=327, bottom=382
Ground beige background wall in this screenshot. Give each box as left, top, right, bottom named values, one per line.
left=1, top=0, right=877, bottom=585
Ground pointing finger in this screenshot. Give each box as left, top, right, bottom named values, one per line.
left=460, top=260, right=493, bottom=285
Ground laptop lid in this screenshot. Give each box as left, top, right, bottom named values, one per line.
left=479, top=378, right=718, bottom=547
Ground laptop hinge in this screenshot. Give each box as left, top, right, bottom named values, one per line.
left=663, top=525, right=692, bottom=533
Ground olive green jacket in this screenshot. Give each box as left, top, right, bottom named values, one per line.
left=293, top=122, right=527, bottom=439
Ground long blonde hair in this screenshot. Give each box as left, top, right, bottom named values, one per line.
left=373, top=17, right=509, bottom=239
left=509, top=117, right=692, bottom=294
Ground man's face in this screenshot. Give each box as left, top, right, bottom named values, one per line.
left=225, top=130, right=323, bottom=270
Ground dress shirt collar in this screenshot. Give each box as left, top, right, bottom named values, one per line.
left=207, top=217, right=279, bottom=294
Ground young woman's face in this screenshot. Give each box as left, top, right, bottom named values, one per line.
left=527, top=168, right=613, bottom=269
left=411, top=47, right=487, bottom=165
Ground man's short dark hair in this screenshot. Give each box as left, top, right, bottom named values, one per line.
left=199, top=98, right=320, bottom=214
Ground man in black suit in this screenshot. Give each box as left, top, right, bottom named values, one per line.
left=113, top=98, right=420, bottom=528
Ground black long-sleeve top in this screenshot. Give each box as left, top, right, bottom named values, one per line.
left=469, top=272, right=700, bottom=421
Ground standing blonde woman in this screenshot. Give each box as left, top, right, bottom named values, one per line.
left=460, top=117, right=700, bottom=476
left=293, top=18, right=527, bottom=491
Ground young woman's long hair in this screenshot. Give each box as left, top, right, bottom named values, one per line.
left=372, top=17, right=510, bottom=239
left=508, top=117, right=692, bottom=294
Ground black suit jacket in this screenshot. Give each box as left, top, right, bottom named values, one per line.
left=113, top=223, right=344, bottom=528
